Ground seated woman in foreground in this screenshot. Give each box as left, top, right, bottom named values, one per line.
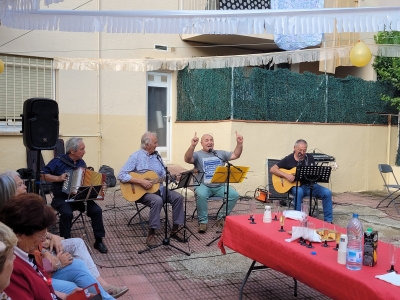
left=1, top=171, right=128, bottom=298
left=0, top=221, right=18, bottom=300
left=0, top=193, right=118, bottom=299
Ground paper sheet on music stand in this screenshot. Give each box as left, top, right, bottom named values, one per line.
left=210, top=166, right=249, bottom=184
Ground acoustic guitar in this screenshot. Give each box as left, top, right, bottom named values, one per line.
left=120, top=171, right=164, bottom=202
left=271, top=167, right=299, bottom=194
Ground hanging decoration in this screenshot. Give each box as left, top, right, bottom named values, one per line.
left=272, top=0, right=324, bottom=51
left=1, top=6, right=400, bottom=34
left=0, top=59, right=4, bottom=74
left=350, top=41, right=372, bottom=67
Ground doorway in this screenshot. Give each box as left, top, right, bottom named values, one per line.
left=147, top=72, right=171, bottom=161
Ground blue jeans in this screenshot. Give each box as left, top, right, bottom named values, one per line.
left=290, top=183, right=333, bottom=222
left=51, top=259, right=114, bottom=300
left=194, top=184, right=239, bottom=224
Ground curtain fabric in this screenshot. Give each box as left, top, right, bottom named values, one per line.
left=272, top=0, right=324, bottom=51
left=319, top=0, right=359, bottom=74
left=53, top=44, right=400, bottom=72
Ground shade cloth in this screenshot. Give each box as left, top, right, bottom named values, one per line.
left=218, top=214, right=399, bottom=300
left=2, top=6, right=400, bottom=34
left=52, top=44, right=400, bottom=72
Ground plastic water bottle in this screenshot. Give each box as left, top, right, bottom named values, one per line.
left=346, top=213, right=363, bottom=270
left=263, top=206, right=272, bottom=223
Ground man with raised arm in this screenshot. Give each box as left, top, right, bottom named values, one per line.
left=184, top=131, right=243, bottom=233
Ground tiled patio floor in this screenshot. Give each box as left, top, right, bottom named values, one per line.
left=61, top=185, right=400, bottom=300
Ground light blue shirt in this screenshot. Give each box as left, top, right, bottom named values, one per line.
left=117, top=149, right=166, bottom=192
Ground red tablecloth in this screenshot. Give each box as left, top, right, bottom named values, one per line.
left=218, top=214, right=398, bottom=300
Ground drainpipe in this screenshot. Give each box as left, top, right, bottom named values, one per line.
left=96, top=0, right=102, bottom=168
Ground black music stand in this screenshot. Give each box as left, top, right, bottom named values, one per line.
left=65, top=184, right=104, bottom=244
left=138, top=153, right=190, bottom=256
left=295, top=166, right=331, bottom=216
left=171, top=170, right=203, bottom=242
left=206, top=162, right=249, bottom=247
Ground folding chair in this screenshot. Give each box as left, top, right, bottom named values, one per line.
left=267, top=159, right=294, bottom=208
left=377, top=164, right=400, bottom=213
left=104, top=186, right=149, bottom=236
left=50, top=207, right=89, bottom=239
left=127, top=202, right=149, bottom=236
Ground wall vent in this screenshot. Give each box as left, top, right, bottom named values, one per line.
left=154, top=44, right=168, bottom=51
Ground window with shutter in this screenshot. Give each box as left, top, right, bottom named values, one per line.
left=0, top=55, right=54, bottom=132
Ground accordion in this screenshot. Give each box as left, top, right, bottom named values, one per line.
left=62, top=168, right=106, bottom=200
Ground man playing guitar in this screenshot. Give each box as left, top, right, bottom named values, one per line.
left=269, top=139, right=333, bottom=223
left=117, top=131, right=184, bottom=248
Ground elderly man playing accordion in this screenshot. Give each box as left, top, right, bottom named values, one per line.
left=42, top=137, right=108, bottom=254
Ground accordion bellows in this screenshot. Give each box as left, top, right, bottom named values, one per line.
left=62, top=168, right=105, bottom=196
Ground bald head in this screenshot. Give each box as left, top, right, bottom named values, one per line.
left=200, top=134, right=214, bottom=152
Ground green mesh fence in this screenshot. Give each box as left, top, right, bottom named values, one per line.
left=177, top=67, right=398, bottom=125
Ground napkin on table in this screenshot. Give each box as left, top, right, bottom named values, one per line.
left=283, top=210, right=307, bottom=221
left=285, top=226, right=322, bottom=243
left=375, top=271, right=400, bottom=286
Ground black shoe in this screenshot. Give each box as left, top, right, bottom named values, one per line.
left=94, top=241, right=108, bottom=253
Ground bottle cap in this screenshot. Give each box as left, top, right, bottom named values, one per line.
left=367, top=228, right=372, bottom=232
left=353, top=213, right=359, bottom=218
left=311, top=251, right=316, bottom=255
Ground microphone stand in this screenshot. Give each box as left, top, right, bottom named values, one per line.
left=294, top=153, right=302, bottom=210
left=138, top=152, right=190, bottom=256
left=206, top=150, right=241, bottom=247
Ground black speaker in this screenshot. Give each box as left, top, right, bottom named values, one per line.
left=21, top=98, right=59, bottom=150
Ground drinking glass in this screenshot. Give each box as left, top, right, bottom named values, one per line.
left=333, top=225, right=341, bottom=251
left=321, top=221, right=330, bottom=248
left=388, top=240, right=398, bottom=273
left=298, top=220, right=306, bottom=246
left=278, top=215, right=285, bottom=232
left=248, top=198, right=256, bottom=224
left=306, top=222, right=315, bottom=248
left=273, top=200, right=279, bottom=221
left=301, top=203, right=309, bottom=225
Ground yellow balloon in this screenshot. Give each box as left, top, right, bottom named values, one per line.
left=350, top=41, right=372, bottom=67
left=0, top=59, right=4, bottom=74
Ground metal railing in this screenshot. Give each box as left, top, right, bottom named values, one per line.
left=179, top=0, right=218, bottom=10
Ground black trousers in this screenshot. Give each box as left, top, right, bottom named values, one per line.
left=52, top=197, right=105, bottom=239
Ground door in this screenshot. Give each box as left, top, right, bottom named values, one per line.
left=147, top=72, right=171, bottom=161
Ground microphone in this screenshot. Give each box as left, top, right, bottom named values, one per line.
left=208, top=148, right=216, bottom=155
left=152, top=150, right=158, bottom=156
left=297, top=152, right=303, bottom=166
